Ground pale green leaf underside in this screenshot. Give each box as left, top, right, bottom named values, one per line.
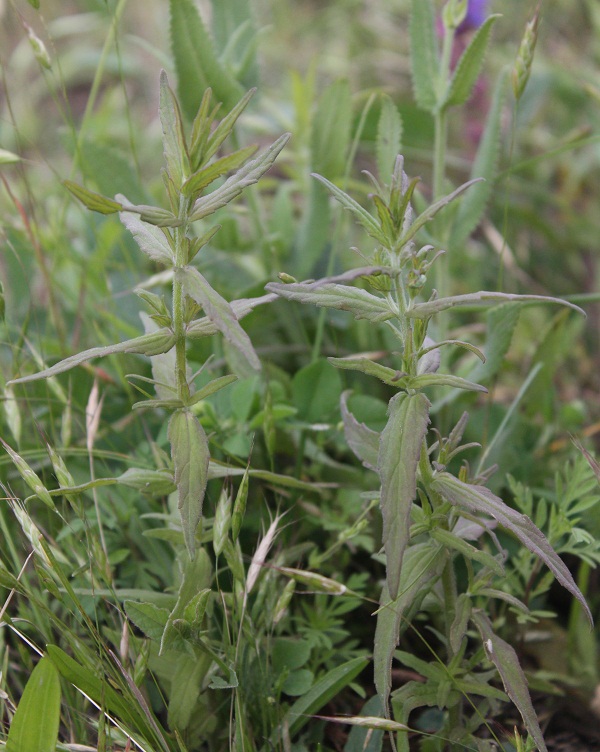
left=267, top=282, right=395, bottom=322
left=378, top=392, right=430, bottom=600
left=407, top=291, right=585, bottom=319
left=432, top=473, right=593, bottom=625
left=340, top=391, right=380, bottom=471
left=120, top=210, right=174, bottom=265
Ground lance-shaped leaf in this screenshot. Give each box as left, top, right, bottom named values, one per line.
left=472, top=610, right=548, bottom=752
left=64, top=180, right=122, bottom=215
left=329, top=357, right=407, bottom=388
left=7, top=329, right=176, bottom=386
left=120, top=211, right=174, bottom=266
left=442, top=16, right=501, bottom=110
left=182, top=144, right=258, bottom=199
left=169, top=410, right=210, bottom=559
left=189, top=133, right=290, bottom=221
left=310, top=173, right=388, bottom=246
left=406, top=373, right=487, bottom=393
left=266, top=282, right=396, bottom=322
left=407, top=291, right=586, bottom=320
left=159, top=70, right=189, bottom=189
left=409, top=0, right=438, bottom=112
left=377, top=94, right=403, bottom=184
left=340, top=391, right=380, bottom=472
left=378, top=392, right=430, bottom=599
left=179, top=266, right=260, bottom=370
left=186, top=292, right=277, bottom=339
left=432, top=473, right=593, bottom=625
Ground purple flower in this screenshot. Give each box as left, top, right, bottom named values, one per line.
left=458, top=0, right=490, bottom=33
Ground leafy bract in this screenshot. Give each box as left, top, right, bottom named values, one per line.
left=472, top=611, right=548, bottom=752
left=120, top=211, right=174, bottom=265
left=169, top=410, right=210, bottom=559
left=378, top=392, right=430, bottom=600
left=8, top=330, right=176, bottom=385
left=179, top=266, right=260, bottom=370
left=432, top=473, right=593, bottom=625
left=266, top=281, right=395, bottom=322
left=407, top=291, right=585, bottom=319
left=340, top=391, right=381, bottom=472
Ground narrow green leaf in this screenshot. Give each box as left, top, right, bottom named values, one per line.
left=378, top=393, right=430, bottom=600
left=189, top=133, right=290, bottom=220
left=1, top=439, right=55, bottom=509
left=340, top=390, right=380, bottom=472
left=120, top=211, right=174, bottom=265
left=407, top=291, right=586, bottom=319
left=159, top=70, right=189, bottom=188
left=0, top=148, right=21, bottom=164
left=6, top=657, right=60, bottom=752
left=169, top=0, right=243, bottom=119
left=409, top=0, right=438, bottom=111
left=117, top=468, right=176, bottom=496
left=169, top=410, right=210, bottom=559
left=63, top=180, right=122, bottom=214
left=432, top=473, right=593, bottom=625
left=311, top=173, right=388, bottom=245
left=468, top=303, right=520, bottom=383
left=450, top=69, right=509, bottom=247
left=430, top=528, right=504, bottom=577
left=188, top=374, right=238, bottom=406
left=231, top=464, right=249, bottom=541
left=311, top=78, right=352, bottom=179
left=203, top=88, right=256, bottom=164
left=406, top=373, right=487, bottom=393
left=124, top=600, right=170, bottom=641
left=182, top=144, right=258, bottom=198
left=8, top=330, right=176, bottom=386
left=329, top=357, right=407, bottom=387
left=266, top=281, right=395, bottom=322
left=180, top=265, right=260, bottom=370
left=472, top=611, right=548, bottom=752
left=376, top=95, right=403, bottom=183
left=443, top=16, right=501, bottom=109
left=283, top=656, right=369, bottom=736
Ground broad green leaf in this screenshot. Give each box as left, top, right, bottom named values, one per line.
left=189, top=133, right=290, bottom=220
left=168, top=653, right=211, bottom=731
left=272, top=637, right=312, bottom=673
left=378, top=393, right=430, bottom=599
left=292, top=359, right=342, bottom=423
left=443, top=16, right=501, bottom=109
left=472, top=611, right=548, bottom=752
left=124, top=600, right=170, bottom=641
left=169, top=410, right=210, bottom=559
left=374, top=543, right=445, bottom=712
left=329, top=357, right=407, bottom=388
left=1, top=439, right=55, bottom=509
left=406, top=373, right=487, bottom=393
left=0, top=148, right=21, bottom=164
left=161, top=550, right=212, bottom=652
left=407, top=291, right=585, bottom=319
left=169, top=0, right=243, bottom=119
left=311, top=78, right=352, bottom=179
left=182, top=144, right=257, bottom=198
left=432, top=473, right=593, bottom=625
left=120, top=211, right=174, bottom=266
left=6, top=657, right=60, bottom=752
left=340, top=391, right=380, bottom=472
left=468, top=303, right=521, bottom=383
left=450, top=69, right=509, bottom=247
left=159, top=70, right=189, bottom=189
left=8, top=329, right=176, bottom=385
left=179, top=265, right=260, bottom=370
left=64, top=180, right=122, bottom=214
left=282, top=656, right=369, bottom=736
left=266, top=282, right=395, bottom=322
left=376, top=95, right=403, bottom=184
left=409, top=0, right=438, bottom=112
left=311, top=174, right=388, bottom=245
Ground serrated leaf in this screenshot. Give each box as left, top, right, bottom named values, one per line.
left=169, top=410, right=210, bottom=559
left=63, top=180, right=122, bottom=214
left=169, top=0, right=243, bottom=119
left=6, top=657, right=60, bottom=752
left=378, top=392, right=430, bottom=599
left=450, top=69, right=509, bottom=247
left=311, top=78, right=352, bottom=179
left=311, top=173, right=388, bottom=245
left=182, top=144, right=257, bottom=199
left=406, top=373, right=487, bottom=393
left=432, top=473, right=593, bottom=625
left=266, top=281, right=395, bottom=322
left=179, top=265, right=260, bottom=370
left=8, top=329, right=176, bottom=386
left=376, top=95, right=403, bottom=183
left=407, top=291, right=585, bottom=319
left=340, top=390, right=380, bottom=471
left=159, top=70, right=188, bottom=188
left=409, top=0, right=438, bottom=111
left=472, top=611, right=548, bottom=752
left=190, top=133, right=289, bottom=220
left=120, top=211, right=174, bottom=265
left=443, top=16, right=501, bottom=109
left=124, top=600, right=170, bottom=641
